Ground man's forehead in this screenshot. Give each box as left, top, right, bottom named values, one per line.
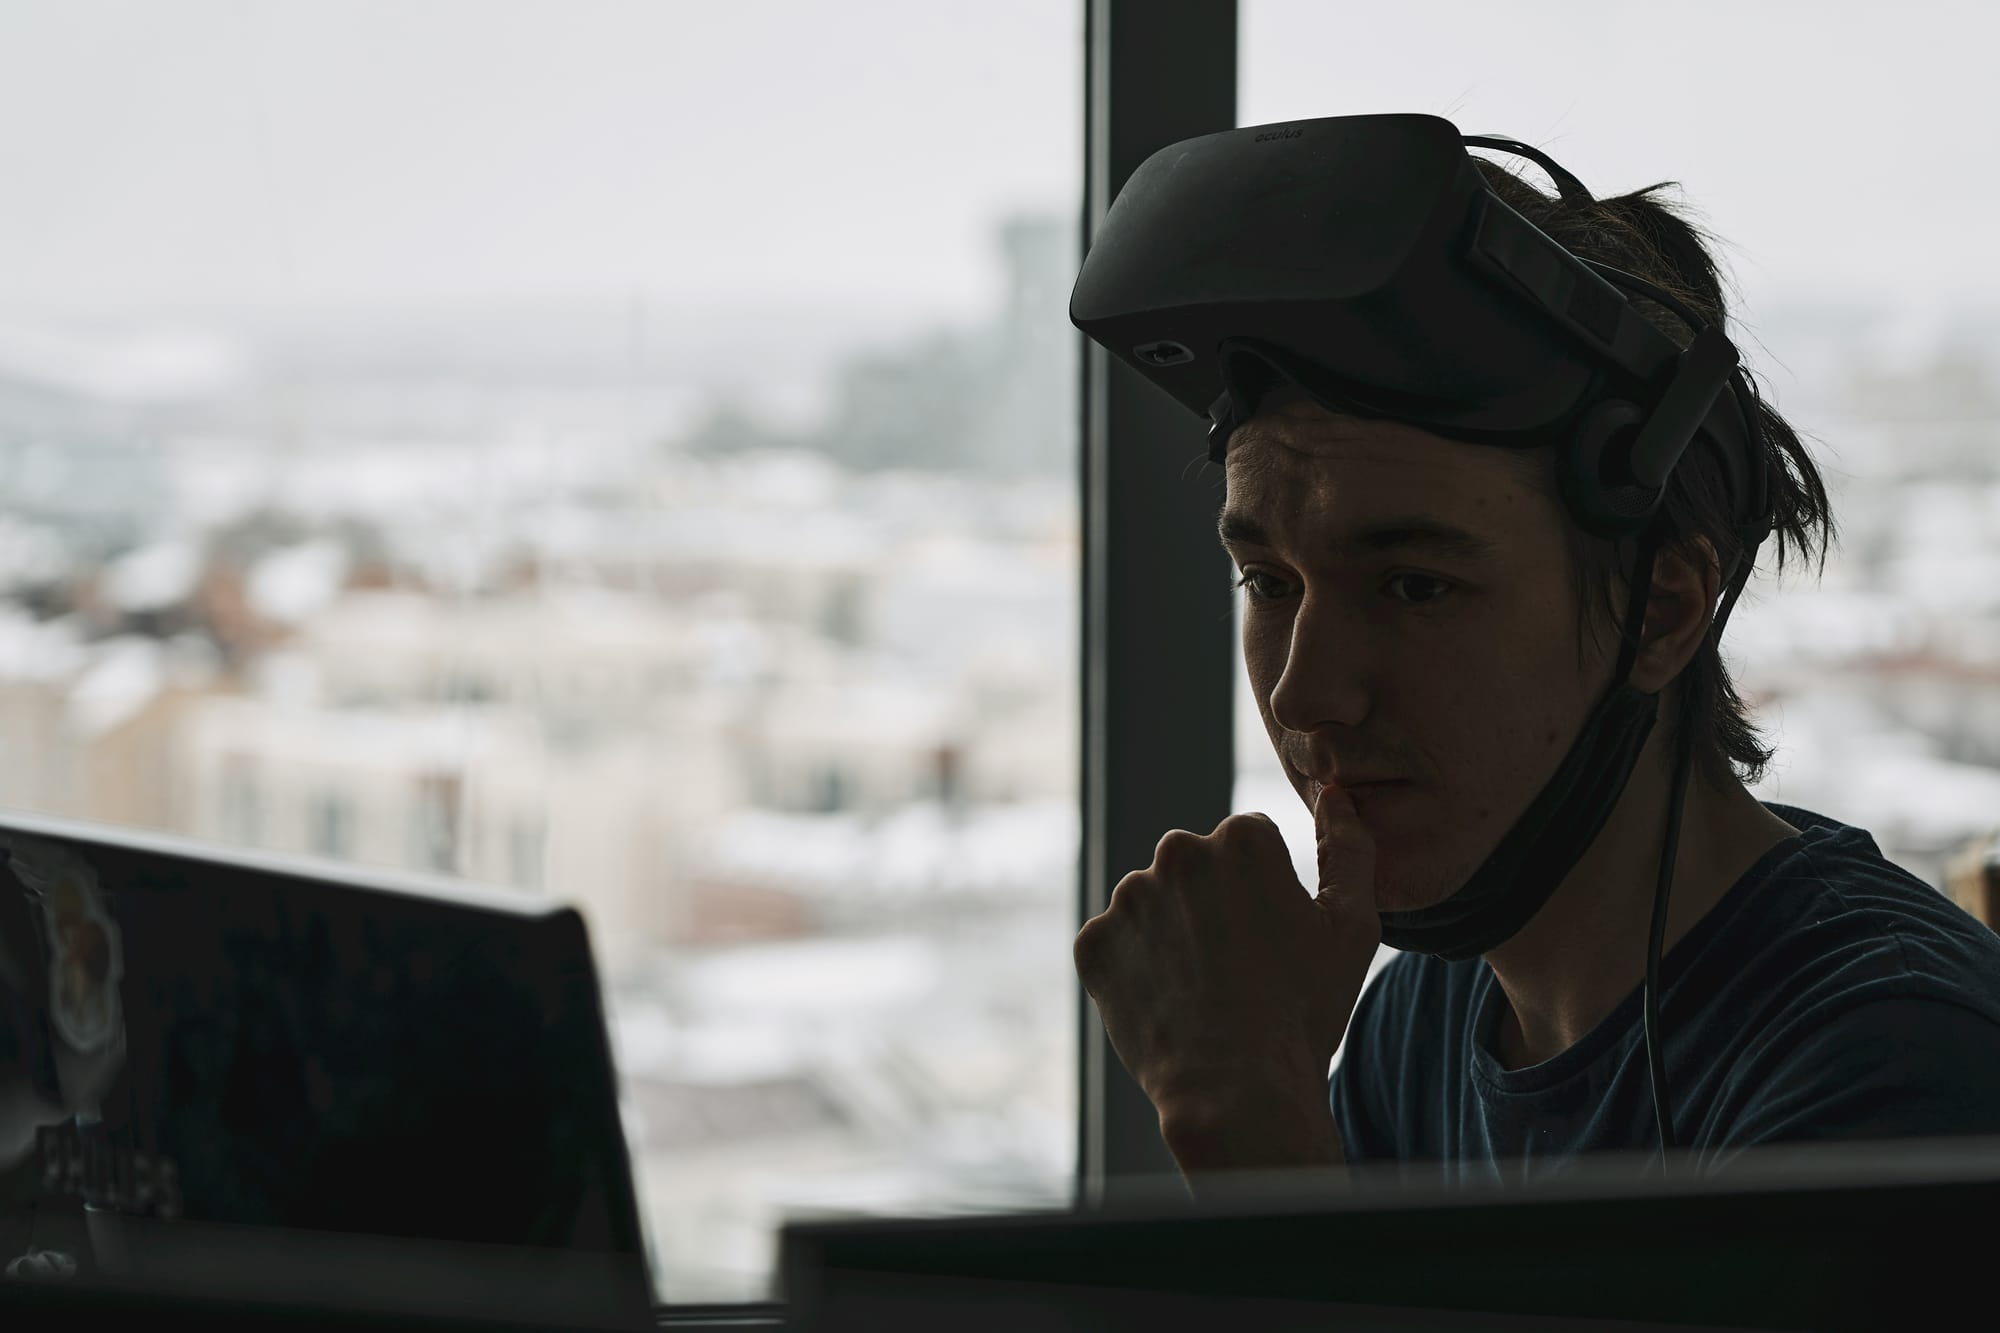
left=1220, top=411, right=1555, bottom=536
left=1226, top=413, right=1491, bottom=491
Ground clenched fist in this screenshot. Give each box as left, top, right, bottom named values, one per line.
left=1073, top=786, right=1383, bottom=1175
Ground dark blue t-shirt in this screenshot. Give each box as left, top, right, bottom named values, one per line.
left=1330, top=803, right=2000, bottom=1179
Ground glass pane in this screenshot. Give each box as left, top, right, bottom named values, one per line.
left=0, top=0, right=1080, bottom=1303
left=1238, top=3, right=2000, bottom=1025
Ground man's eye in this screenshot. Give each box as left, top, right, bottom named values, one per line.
left=1386, top=574, right=1453, bottom=605
left=1232, top=570, right=1291, bottom=602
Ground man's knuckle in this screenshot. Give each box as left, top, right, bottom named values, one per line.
left=1073, top=920, right=1103, bottom=973
left=1107, top=871, right=1151, bottom=913
left=1216, top=812, right=1273, bottom=847
left=1154, top=828, right=1204, bottom=869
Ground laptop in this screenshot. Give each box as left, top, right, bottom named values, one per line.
left=0, top=808, right=654, bottom=1330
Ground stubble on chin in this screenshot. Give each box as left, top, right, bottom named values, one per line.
left=1368, top=844, right=1485, bottom=915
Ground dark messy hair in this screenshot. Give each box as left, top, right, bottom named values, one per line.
left=1473, top=157, right=1836, bottom=789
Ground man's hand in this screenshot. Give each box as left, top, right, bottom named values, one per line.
left=1073, top=787, right=1383, bottom=1174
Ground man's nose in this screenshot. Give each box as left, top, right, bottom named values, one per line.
left=1268, top=590, right=1372, bottom=736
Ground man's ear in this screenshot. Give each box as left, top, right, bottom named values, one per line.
left=1628, top=535, right=1722, bottom=694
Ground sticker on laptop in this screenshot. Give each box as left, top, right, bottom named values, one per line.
left=0, top=834, right=125, bottom=1055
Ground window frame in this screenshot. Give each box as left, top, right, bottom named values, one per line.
left=1076, top=0, right=1240, bottom=1209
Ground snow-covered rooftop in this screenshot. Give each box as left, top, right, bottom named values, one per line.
left=693, top=799, right=1075, bottom=906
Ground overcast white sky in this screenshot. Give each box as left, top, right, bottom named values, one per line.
left=0, top=0, right=1081, bottom=320
left=0, top=1, right=1994, bottom=325
left=1245, top=0, right=2000, bottom=320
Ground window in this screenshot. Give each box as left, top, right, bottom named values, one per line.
left=0, top=0, right=1081, bottom=1304
left=508, top=817, right=547, bottom=891
left=306, top=789, right=355, bottom=859
left=218, top=754, right=262, bottom=845
left=410, top=773, right=463, bottom=874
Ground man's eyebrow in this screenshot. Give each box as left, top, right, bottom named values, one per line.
left=1217, top=511, right=1268, bottom=548
left=1217, top=511, right=1497, bottom=561
left=1351, top=518, right=1499, bottom=562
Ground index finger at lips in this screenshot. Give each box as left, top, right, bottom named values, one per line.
left=1312, top=785, right=1378, bottom=923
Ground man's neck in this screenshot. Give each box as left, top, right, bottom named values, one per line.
left=1482, top=737, right=1800, bottom=1071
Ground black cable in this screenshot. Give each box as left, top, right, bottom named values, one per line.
left=1461, top=135, right=1595, bottom=207
left=1611, top=536, right=1659, bottom=687
left=1581, top=260, right=1703, bottom=332
left=1641, top=525, right=1750, bottom=1170
left=1488, top=185, right=1749, bottom=1173
left=1607, top=522, right=1691, bottom=1169
left=1646, top=721, right=1697, bottom=1166
left=1607, top=527, right=1682, bottom=1166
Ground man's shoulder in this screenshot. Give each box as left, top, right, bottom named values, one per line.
left=1716, top=803, right=2000, bottom=1020
left=1693, top=805, right=2000, bottom=1151
left=1676, top=803, right=2000, bottom=1143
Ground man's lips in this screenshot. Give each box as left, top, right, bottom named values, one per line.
left=1307, top=775, right=1410, bottom=794
left=1305, top=776, right=1416, bottom=817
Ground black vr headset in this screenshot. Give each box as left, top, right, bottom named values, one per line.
left=1071, top=112, right=1770, bottom=555
left=1072, top=113, right=1781, bottom=1157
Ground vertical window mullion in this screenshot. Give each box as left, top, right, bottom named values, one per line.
left=1078, top=0, right=1238, bottom=1208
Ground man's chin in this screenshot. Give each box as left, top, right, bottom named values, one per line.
left=1369, top=858, right=1474, bottom=915
left=1373, top=887, right=1458, bottom=915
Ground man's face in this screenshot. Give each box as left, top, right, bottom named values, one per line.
left=1223, top=393, right=1609, bottom=912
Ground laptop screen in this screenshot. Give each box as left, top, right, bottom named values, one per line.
left=0, top=813, right=651, bottom=1327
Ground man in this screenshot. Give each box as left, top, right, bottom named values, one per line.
left=1072, top=136, right=2000, bottom=1183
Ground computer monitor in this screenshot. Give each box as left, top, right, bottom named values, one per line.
left=0, top=809, right=653, bottom=1331
left=779, top=1139, right=2000, bottom=1330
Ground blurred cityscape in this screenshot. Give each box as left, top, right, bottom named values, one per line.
left=0, top=215, right=1080, bottom=1300
left=1710, top=306, right=2000, bottom=889
left=8, top=201, right=2000, bottom=1298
